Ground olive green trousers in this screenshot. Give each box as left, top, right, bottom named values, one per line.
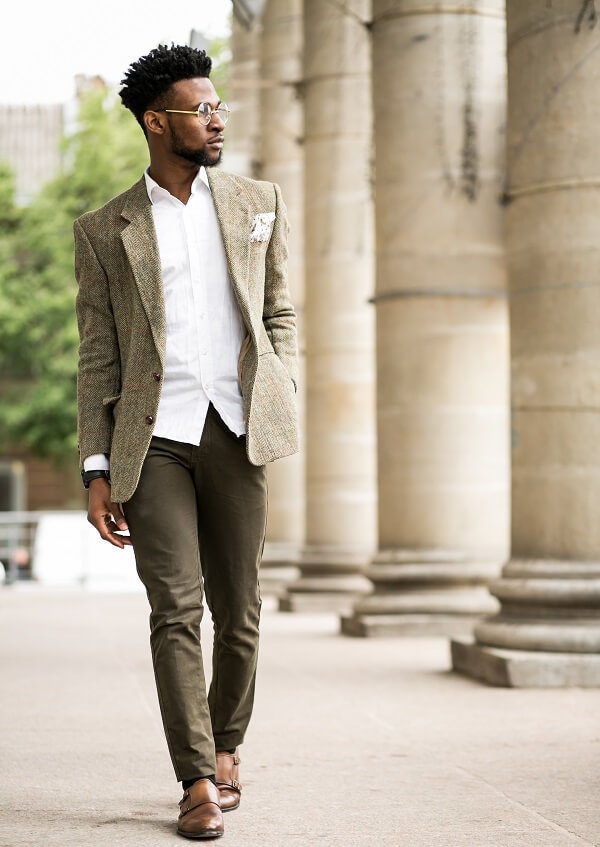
left=123, top=404, right=267, bottom=782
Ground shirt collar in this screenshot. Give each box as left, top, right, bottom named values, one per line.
left=144, top=166, right=210, bottom=204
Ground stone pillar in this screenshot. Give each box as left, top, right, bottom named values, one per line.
left=452, top=1, right=600, bottom=685
left=258, top=0, right=306, bottom=591
left=279, top=0, right=376, bottom=612
left=342, top=0, right=510, bottom=636
left=226, top=14, right=261, bottom=177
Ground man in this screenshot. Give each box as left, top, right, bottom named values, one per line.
left=75, top=44, right=298, bottom=840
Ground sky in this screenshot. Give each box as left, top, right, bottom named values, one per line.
left=0, top=0, right=232, bottom=105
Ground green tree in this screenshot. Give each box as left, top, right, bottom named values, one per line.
left=0, top=90, right=147, bottom=462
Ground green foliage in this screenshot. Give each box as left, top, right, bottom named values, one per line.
left=0, top=91, right=147, bottom=463
left=52, top=90, right=148, bottom=220
left=0, top=162, right=19, bottom=231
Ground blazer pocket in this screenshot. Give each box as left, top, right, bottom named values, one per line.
left=250, top=239, right=270, bottom=252
left=102, top=393, right=122, bottom=406
left=259, top=351, right=295, bottom=393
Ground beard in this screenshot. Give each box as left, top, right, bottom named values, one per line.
left=170, top=124, right=221, bottom=167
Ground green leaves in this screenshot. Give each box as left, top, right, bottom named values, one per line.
left=0, top=91, right=147, bottom=463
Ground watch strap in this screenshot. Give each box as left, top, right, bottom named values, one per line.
left=81, top=469, right=110, bottom=489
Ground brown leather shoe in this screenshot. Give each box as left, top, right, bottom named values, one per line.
left=215, top=750, right=242, bottom=812
left=177, top=778, right=224, bottom=840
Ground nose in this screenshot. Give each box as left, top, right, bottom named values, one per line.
left=211, top=110, right=225, bottom=131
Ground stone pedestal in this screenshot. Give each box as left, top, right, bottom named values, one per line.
left=279, top=0, right=376, bottom=612
left=452, top=1, right=600, bottom=685
left=342, top=0, right=509, bottom=635
left=257, top=0, right=305, bottom=592
left=258, top=543, right=300, bottom=598
left=279, top=547, right=371, bottom=614
left=342, top=550, right=500, bottom=636
left=452, top=560, right=600, bottom=686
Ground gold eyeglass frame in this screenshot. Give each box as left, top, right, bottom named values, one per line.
left=160, top=102, right=230, bottom=125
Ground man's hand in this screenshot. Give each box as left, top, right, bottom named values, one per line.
left=87, top=478, right=132, bottom=549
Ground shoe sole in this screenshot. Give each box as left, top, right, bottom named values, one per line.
left=177, top=829, right=224, bottom=840
left=221, top=801, right=240, bottom=813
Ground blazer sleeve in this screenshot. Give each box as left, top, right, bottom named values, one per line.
left=74, top=218, right=121, bottom=468
left=263, top=182, right=299, bottom=389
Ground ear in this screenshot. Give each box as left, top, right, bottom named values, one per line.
left=144, top=110, right=166, bottom=136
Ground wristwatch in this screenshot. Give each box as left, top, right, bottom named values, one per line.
left=81, top=469, right=110, bottom=489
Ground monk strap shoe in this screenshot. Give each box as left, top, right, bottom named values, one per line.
left=215, top=750, right=242, bottom=812
left=177, top=778, right=224, bottom=840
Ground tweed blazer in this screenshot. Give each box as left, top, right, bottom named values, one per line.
left=74, top=168, right=299, bottom=503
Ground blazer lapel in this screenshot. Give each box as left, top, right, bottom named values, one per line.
left=119, top=171, right=251, bottom=365
left=207, top=168, right=251, bottom=321
left=120, top=178, right=166, bottom=366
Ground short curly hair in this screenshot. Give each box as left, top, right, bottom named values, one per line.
left=119, top=44, right=212, bottom=131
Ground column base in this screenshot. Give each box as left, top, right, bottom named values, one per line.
left=278, top=546, right=372, bottom=613
left=341, top=612, right=491, bottom=637
left=341, top=550, right=503, bottom=637
left=451, top=559, right=600, bottom=687
left=451, top=636, right=600, bottom=687
left=279, top=590, right=359, bottom=614
left=259, top=541, right=300, bottom=596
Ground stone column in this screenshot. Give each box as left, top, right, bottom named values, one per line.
left=226, top=14, right=261, bottom=177
left=279, top=0, right=376, bottom=612
left=342, top=0, right=510, bottom=636
left=452, top=1, right=600, bottom=685
left=257, top=0, right=306, bottom=591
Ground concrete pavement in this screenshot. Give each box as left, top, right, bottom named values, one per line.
left=0, top=586, right=599, bottom=847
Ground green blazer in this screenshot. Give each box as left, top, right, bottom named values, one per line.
left=74, top=168, right=299, bottom=503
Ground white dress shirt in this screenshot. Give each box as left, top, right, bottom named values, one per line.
left=84, top=167, right=246, bottom=472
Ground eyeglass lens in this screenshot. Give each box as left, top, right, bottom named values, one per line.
left=198, top=103, right=230, bottom=125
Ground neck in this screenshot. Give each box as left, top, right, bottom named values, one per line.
left=147, top=158, right=200, bottom=204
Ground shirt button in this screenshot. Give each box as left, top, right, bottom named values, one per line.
left=145, top=415, right=154, bottom=425
left=152, top=372, right=161, bottom=381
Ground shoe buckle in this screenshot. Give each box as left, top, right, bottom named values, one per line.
left=231, top=779, right=240, bottom=790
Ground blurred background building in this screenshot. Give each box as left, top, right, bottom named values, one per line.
left=0, top=105, right=64, bottom=205
left=1, top=0, right=599, bottom=687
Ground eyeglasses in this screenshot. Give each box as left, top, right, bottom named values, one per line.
left=160, top=102, right=230, bottom=126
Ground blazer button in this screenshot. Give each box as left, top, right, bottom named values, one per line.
left=145, top=415, right=154, bottom=425
left=152, top=372, right=161, bottom=381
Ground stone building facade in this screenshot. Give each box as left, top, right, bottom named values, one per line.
left=228, top=0, right=600, bottom=686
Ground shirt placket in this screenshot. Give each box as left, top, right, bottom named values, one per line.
left=184, top=195, right=211, bottom=434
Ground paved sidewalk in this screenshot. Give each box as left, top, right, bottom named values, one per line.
left=0, top=587, right=599, bottom=847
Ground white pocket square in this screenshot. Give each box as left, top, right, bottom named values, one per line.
left=250, top=212, right=275, bottom=242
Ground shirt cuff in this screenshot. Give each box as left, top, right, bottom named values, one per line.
left=83, top=453, right=110, bottom=472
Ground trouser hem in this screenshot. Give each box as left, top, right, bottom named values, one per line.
left=179, top=770, right=217, bottom=784
left=213, top=734, right=245, bottom=752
